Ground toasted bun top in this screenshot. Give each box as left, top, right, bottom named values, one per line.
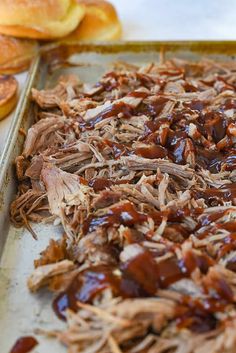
left=0, top=0, right=86, bottom=39
left=0, top=75, right=18, bottom=105
left=0, top=35, right=38, bottom=74
left=0, top=74, right=18, bottom=120
left=0, top=0, right=73, bottom=25
left=65, top=0, right=122, bottom=41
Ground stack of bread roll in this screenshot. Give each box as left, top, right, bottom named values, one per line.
left=0, top=0, right=121, bottom=120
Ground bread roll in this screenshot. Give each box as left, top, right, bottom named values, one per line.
left=0, top=75, right=18, bottom=120
left=64, top=0, right=122, bottom=41
left=0, top=35, right=38, bottom=74
left=0, top=0, right=85, bottom=40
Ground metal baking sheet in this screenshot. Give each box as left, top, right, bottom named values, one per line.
left=1, top=41, right=236, bottom=353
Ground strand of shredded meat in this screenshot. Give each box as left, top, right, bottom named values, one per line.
left=10, top=57, right=236, bottom=353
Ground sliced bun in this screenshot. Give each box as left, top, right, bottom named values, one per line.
left=0, top=35, right=38, bottom=74
left=0, top=0, right=85, bottom=40
left=0, top=75, right=18, bottom=120
left=64, top=0, right=122, bottom=41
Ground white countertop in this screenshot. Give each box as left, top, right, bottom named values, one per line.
left=1, top=0, right=236, bottom=155
left=112, top=0, right=236, bottom=40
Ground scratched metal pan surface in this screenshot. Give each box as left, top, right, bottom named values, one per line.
left=1, top=41, right=236, bottom=352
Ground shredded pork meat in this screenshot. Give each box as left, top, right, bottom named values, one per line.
left=10, top=58, right=236, bottom=353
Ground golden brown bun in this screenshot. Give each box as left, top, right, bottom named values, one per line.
left=0, top=35, right=38, bottom=74
left=0, top=75, right=18, bottom=120
left=0, top=0, right=85, bottom=40
left=64, top=0, right=122, bottom=41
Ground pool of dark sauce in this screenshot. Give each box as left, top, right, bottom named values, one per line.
left=10, top=336, right=38, bottom=353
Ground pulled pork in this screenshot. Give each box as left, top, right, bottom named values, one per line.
left=11, top=58, right=236, bottom=352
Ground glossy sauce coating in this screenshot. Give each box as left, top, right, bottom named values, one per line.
left=193, top=183, right=236, bottom=206
left=83, top=201, right=147, bottom=234
left=53, top=249, right=216, bottom=320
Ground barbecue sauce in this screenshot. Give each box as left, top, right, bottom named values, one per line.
left=193, top=183, right=236, bottom=206
left=196, top=147, right=224, bottom=173
left=128, top=91, right=149, bottom=98
left=202, top=111, right=226, bottom=143
left=176, top=298, right=219, bottom=333
left=85, top=90, right=148, bottom=128
left=104, top=139, right=130, bottom=158
left=198, top=209, right=228, bottom=228
left=87, top=102, right=134, bottom=128
left=225, top=154, right=236, bottom=171
left=138, top=97, right=169, bottom=118
left=217, top=233, right=236, bottom=259
left=89, top=178, right=129, bottom=192
left=53, top=265, right=120, bottom=320
left=176, top=275, right=234, bottom=332
left=226, top=258, right=236, bottom=272
left=83, top=202, right=147, bottom=234
left=121, top=251, right=188, bottom=291
left=10, top=337, right=38, bottom=353
left=53, top=250, right=214, bottom=320
left=135, top=145, right=167, bottom=159
left=221, top=98, right=236, bottom=110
